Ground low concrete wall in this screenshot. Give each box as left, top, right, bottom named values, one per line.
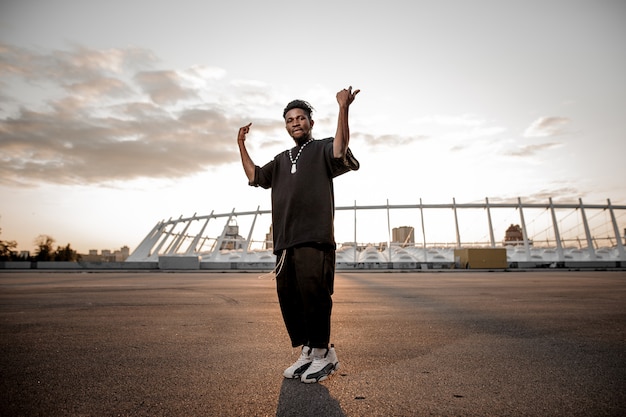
left=0, top=260, right=622, bottom=271
left=158, top=256, right=200, bottom=270
left=0, top=261, right=31, bottom=269
left=0, top=261, right=159, bottom=270
left=200, top=262, right=275, bottom=270
left=81, top=261, right=158, bottom=270
left=35, top=261, right=81, bottom=269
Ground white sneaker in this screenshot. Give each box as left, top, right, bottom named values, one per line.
left=283, top=346, right=313, bottom=379
left=301, top=345, right=339, bottom=383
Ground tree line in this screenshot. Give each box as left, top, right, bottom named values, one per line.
left=0, top=231, right=79, bottom=262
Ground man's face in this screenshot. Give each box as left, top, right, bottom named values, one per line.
left=284, top=108, right=314, bottom=143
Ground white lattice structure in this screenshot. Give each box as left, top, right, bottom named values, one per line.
left=126, top=198, right=626, bottom=269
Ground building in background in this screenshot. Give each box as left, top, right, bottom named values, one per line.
left=393, top=226, right=415, bottom=247
left=82, top=246, right=130, bottom=262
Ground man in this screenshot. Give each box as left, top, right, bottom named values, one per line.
left=237, top=86, right=360, bottom=383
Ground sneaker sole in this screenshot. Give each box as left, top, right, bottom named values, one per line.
left=301, top=362, right=339, bottom=383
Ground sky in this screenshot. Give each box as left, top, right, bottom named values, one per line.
left=1, top=0, right=625, bottom=254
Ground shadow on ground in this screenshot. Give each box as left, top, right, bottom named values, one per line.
left=276, top=378, right=345, bottom=417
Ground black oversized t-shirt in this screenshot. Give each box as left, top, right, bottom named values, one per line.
left=251, top=137, right=359, bottom=254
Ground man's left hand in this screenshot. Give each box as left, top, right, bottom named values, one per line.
left=337, top=86, right=360, bottom=107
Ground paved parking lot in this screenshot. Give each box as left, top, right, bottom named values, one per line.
left=1, top=270, right=625, bottom=416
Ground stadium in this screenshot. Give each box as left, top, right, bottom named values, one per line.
left=126, top=197, right=626, bottom=270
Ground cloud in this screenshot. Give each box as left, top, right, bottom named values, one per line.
left=0, top=43, right=157, bottom=84
left=507, top=142, right=563, bottom=157
left=357, top=133, right=429, bottom=147
left=66, top=77, right=131, bottom=100
left=0, top=44, right=282, bottom=187
left=0, top=104, right=240, bottom=186
left=482, top=187, right=586, bottom=205
left=2, top=43, right=516, bottom=188
left=134, top=70, right=198, bottom=105
left=519, top=187, right=586, bottom=204
left=407, top=114, right=506, bottom=149
left=523, top=117, right=570, bottom=138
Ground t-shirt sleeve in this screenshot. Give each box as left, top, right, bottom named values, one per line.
left=250, top=160, right=274, bottom=189
left=328, top=142, right=360, bottom=178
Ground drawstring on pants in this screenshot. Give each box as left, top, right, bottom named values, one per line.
left=258, top=249, right=286, bottom=280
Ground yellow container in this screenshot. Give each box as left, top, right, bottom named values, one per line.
left=454, top=248, right=507, bottom=269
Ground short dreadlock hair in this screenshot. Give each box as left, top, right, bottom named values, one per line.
left=282, top=99, right=314, bottom=119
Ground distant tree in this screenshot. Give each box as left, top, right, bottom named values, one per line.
left=0, top=226, right=18, bottom=260
left=54, top=243, right=79, bottom=262
left=34, top=235, right=55, bottom=261
left=0, top=238, right=18, bottom=260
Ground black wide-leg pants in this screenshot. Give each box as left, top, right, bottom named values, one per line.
left=276, top=245, right=335, bottom=349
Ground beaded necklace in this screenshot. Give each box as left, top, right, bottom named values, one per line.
left=288, top=138, right=314, bottom=174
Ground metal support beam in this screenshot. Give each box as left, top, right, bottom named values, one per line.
left=386, top=199, right=392, bottom=262
left=579, top=198, right=596, bottom=259
left=607, top=199, right=625, bottom=260
left=486, top=197, right=495, bottom=247
left=185, top=211, right=213, bottom=255
left=353, top=200, right=358, bottom=263
left=453, top=197, right=461, bottom=248
left=126, top=221, right=163, bottom=261
left=168, top=215, right=195, bottom=255
left=244, top=206, right=260, bottom=257
left=549, top=198, right=564, bottom=261
left=211, top=209, right=236, bottom=259
left=152, top=222, right=177, bottom=260
left=126, top=199, right=626, bottom=265
left=420, top=198, right=427, bottom=263
left=518, top=197, right=531, bottom=262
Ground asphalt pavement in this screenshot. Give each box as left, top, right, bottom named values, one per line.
left=1, top=269, right=625, bottom=416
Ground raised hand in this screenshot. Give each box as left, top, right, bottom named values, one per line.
left=238, top=122, right=252, bottom=143
left=336, top=86, right=360, bottom=107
